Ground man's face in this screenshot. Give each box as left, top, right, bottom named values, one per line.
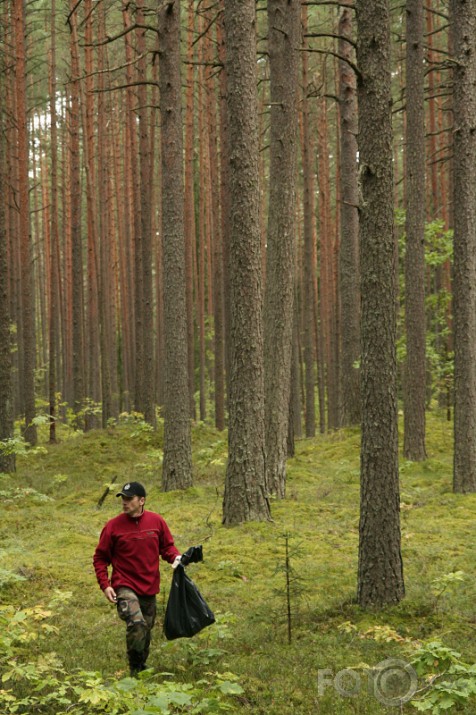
left=121, top=495, right=145, bottom=517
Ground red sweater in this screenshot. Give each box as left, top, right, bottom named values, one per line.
left=93, top=509, right=180, bottom=596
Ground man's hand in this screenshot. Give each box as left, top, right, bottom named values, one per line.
left=103, top=586, right=117, bottom=603
left=172, top=555, right=182, bottom=569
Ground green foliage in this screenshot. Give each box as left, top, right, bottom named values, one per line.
left=411, top=641, right=476, bottom=714
left=0, top=601, right=243, bottom=714
left=272, top=533, right=307, bottom=644
left=0, top=435, right=47, bottom=459
left=0, top=569, right=27, bottom=588
left=2, top=413, right=476, bottom=714
left=431, top=571, right=466, bottom=601
left=396, top=212, right=454, bottom=402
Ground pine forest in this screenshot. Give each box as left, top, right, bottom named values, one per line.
left=2, top=1, right=476, bottom=712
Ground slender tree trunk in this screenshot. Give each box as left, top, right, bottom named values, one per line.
left=197, top=47, right=208, bottom=423
left=184, top=0, right=197, bottom=419
left=97, top=5, right=113, bottom=427
left=68, top=6, right=85, bottom=429
left=452, top=0, right=476, bottom=493
left=0, top=60, right=15, bottom=473
left=356, top=0, right=404, bottom=608
left=159, top=0, right=193, bottom=491
left=136, top=0, right=156, bottom=426
left=217, top=2, right=231, bottom=413
left=338, top=8, right=360, bottom=427
left=317, top=87, right=337, bottom=430
left=14, top=0, right=37, bottom=445
left=6, top=43, right=21, bottom=421
left=403, top=0, right=427, bottom=460
left=425, top=1, right=440, bottom=220
left=61, top=110, right=71, bottom=410
left=83, top=0, right=101, bottom=429
left=203, top=14, right=225, bottom=431
left=290, top=281, right=303, bottom=442
left=300, top=5, right=316, bottom=438
left=121, top=1, right=143, bottom=417
left=264, top=0, right=300, bottom=498
left=48, top=0, right=59, bottom=444
left=222, top=0, right=271, bottom=525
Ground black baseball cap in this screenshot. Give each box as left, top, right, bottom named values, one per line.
left=116, top=482, right=146, bottom=498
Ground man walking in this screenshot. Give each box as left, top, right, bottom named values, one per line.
left=93, top=481, right=181, bottom=676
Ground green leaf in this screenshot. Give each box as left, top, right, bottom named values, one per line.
left=218, top=681, right=244, bottom=695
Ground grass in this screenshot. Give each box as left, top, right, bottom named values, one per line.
left=2, top=410, right=476, bottom=714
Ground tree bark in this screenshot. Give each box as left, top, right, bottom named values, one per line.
left=300, top=5, right=316, bottom=438
left=356, top=0, right=404, bottom=608
left=0, top=58, right=15, bottom=473
left=403, top=0, right=427, bottom=460
left=217, top=1, right=231, bottom=417
left=97, top=4, right=116, bottom=427
left=264, top=0, right=300, bottom=498
left=48, top=0, right=60, bottom=444
left=338, top=8, right=360, bottom=427
left=83, top=0, right=101, bottom=430
left=184, top=0, right=197, bottom=420
left=451, top=0, right=476, bottom=493
left=68, top=5, right=85, bottom=428
left=222, top=0, right=271, bottom=525
left=14, top=0, right=37, bottom=445
left=159, top=0, right=193, bottom=491
left=136, top=0, right=156, bottom=427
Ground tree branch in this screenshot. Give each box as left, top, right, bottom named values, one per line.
left=81, top=23, right=158, bottom=48
left=297, top=47, right=361, bottom=82
left=304, top=32, right=356, bottom=49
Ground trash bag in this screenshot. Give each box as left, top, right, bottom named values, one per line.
left=163, top=564, right=215, bottom=640
left=180, top=544, right=203, bottom=566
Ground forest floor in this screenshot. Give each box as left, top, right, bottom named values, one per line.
left=1, top=411, right=476, bottom=714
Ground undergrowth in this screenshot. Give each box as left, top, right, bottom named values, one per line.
left=1, top=411, right=475, bottom=713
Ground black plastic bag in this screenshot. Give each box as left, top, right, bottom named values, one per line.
left=180, top=544, right=203, bottom=566
left=163, top=565, right=215, bottom=640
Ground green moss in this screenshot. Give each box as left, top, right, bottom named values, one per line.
left=2, top=411, right=476, bottom=713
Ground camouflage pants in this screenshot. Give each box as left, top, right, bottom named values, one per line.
left=116, top=587, right=157, bottom=674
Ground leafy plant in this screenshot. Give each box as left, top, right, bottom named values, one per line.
left=0, top=599, right=244, bottom=714
left=411, top=641, right=476, bottom=714
left=431, top=571, right=466, bottom=611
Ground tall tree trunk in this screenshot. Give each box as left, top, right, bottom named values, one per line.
left=300, top=5, right=316, bottom=438
left=97, top=5, right=114, bottom=427
left=197, top=45, right=208, bottom=423
left=356, top=0, right=404, bottom=608
left=264, top=0, right=300, bottom=498
left=159, top=0, right=193, bottom=491
left=136, top=0, right=155, bottom=426
left=68, top=7, right=85, bottom=429
left=83, top=0, right=101, bottom=430
left=403, top=0, right=427, bottom=460
left=184, top=0, right=197, bottom=419
left=338, top=8, right=360, bottom=427
left=222, top=0, right=271, bottom=524
left=121, top=1, right=143, bottom=417
left=14, top=0, right=37, bottom=445
left=425, top=1, right=440, bottom=220
left=217, top=1, right=231, bottom=413
left=48, top=0, right=59, bottom=444
left=452, top=0, right=476, bottom=493
left=61, top=110, right=71, bottom=410
left=0, top=59, right=15, bottom=473
left=317, top=87, right=338, bottom=430
left=203, top=13, right=225, bottom=431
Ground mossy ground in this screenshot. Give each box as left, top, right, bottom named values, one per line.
left=2, top=411, right=476, bottom=714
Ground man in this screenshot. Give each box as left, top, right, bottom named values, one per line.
left=93, top=481, right=181, bottom=676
